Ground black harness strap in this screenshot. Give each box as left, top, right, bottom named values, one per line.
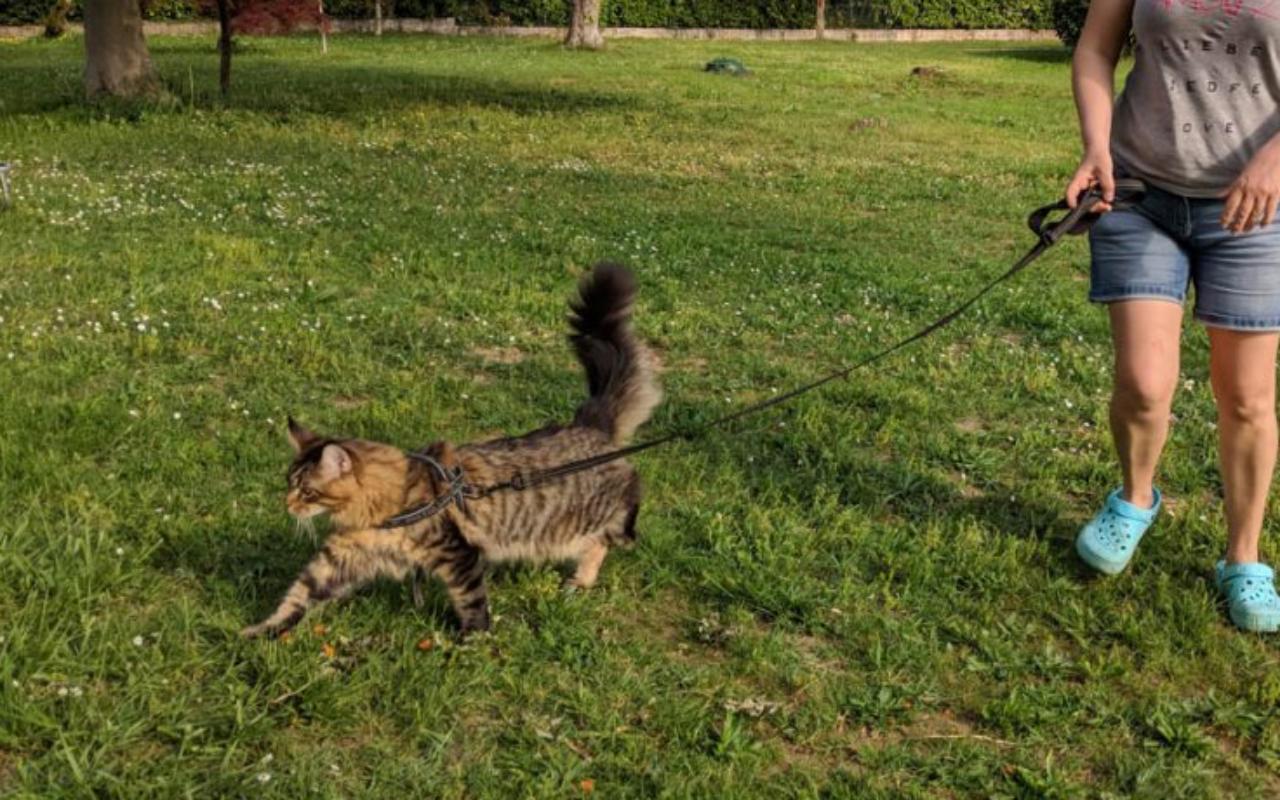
left=379, top=182, right=1147, bottom=528
left=378, top=452, right=474, bottom=529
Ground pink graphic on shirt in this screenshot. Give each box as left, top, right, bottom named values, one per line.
left=1154, top=0, right=1280, bottom=18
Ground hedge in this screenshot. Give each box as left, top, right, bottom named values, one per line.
left=0, top=0, right=1055, bottom=30
left=0, top=0, right=200, bottom=24
left=1, top=0, right=63, bottom=24
left=1050, top=0, right=1088, bottom=50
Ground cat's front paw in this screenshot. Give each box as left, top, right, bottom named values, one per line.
left=458, top=610, right=492, bottom=637
left=411, top=571, right=426, bottom=608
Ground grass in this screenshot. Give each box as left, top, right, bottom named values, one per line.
left=1, top=31, right=1279, bottom=798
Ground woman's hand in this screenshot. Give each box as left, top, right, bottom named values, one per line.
left=1065, top=148, right=1116, bottom=212
left=1221, top=139, right=1280, bottom=234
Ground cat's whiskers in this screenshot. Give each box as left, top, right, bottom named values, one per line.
left=295, top=514, right=317, bottom=545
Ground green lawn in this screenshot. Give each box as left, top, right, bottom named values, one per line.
left=2, top=32, right=1279, bottom=798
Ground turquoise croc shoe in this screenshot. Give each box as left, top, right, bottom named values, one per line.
left=1075, top=488, right=1161, bottom=575
left=1215, top=561, right=1280, bottom=633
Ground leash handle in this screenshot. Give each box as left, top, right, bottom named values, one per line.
left=1027, top=178, right=1147, bottom=244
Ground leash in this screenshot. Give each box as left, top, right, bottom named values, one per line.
left=380, top=180, right=1147, bottom=530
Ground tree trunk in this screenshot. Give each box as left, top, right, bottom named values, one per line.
left=83, top=0, right=158, bottom=98
left=375, top=0, right=382, bottom=36
left=565, top=0, right=604, bottom=50
left=816, top=0, right=826, bottom=40
left=216, top=0, right=232, bottom=97
left=318, top=0, right=328, bottom=54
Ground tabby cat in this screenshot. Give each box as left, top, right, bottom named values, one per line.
left=241, top=263, right=662, bottom=638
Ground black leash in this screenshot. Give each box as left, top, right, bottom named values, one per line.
left=380, top=180, right=1147, bottom=529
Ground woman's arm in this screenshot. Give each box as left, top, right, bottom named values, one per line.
left=1065, top=0, right=1135, bottom=210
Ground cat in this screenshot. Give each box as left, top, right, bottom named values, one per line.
left=241, top=263, right=662, bottom=638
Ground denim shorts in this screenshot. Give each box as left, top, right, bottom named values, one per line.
left=1088, top=183, right=1280, bottom=330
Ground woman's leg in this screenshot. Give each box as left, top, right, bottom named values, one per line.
left=1108, top=300, right=1184, bottom=508
left=1207, top=328, right=1280, bottom=565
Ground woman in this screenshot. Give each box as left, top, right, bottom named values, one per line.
left=1068, top=0, right=1280, bottom=631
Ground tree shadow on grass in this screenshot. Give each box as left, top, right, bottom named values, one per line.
left=967, top=46, right=1071, bottom=65
left=0, top=51, right=643, bottom=118
left=197, top=64, right=642, bottom=118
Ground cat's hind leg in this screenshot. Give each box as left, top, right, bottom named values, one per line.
left=565, top=479, right=641, bottom=591
left=565, top=538, right=609, bottom=590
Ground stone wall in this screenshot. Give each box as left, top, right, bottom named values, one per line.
left=0, top=19, right=1057, bottom=42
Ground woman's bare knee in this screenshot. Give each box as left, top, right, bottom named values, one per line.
left=1113, top=369, right=1176, bottom=418
left=1208, top=329, right=1280, bottom=427
left=1213, top=388, right=1277, bottom=427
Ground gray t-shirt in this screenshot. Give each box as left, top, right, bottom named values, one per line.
left=1112, top=0, right=1280, bottom=197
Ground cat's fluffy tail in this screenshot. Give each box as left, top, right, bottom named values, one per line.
left=568, top=262, right=663, bottom=446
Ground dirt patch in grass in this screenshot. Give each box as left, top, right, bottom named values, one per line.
left=332, top=395, right=370, bottom=410
left=676, top=355, right=709, bottom=374
left=947, top=471, right=985, bottom=499
left=0, top=749, right=19, bottom=791
left=470, top=346, right=526, bottom=365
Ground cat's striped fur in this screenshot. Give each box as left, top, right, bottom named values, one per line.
left=241, top=263, right=662, bottom=638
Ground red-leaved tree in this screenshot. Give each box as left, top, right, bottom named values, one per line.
left=203, top=0, right=328, bottom=37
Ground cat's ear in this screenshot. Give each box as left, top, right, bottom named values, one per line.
left=317, top=444, right=353, bottom=480
left=287, top=416, right=318, bottom=453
